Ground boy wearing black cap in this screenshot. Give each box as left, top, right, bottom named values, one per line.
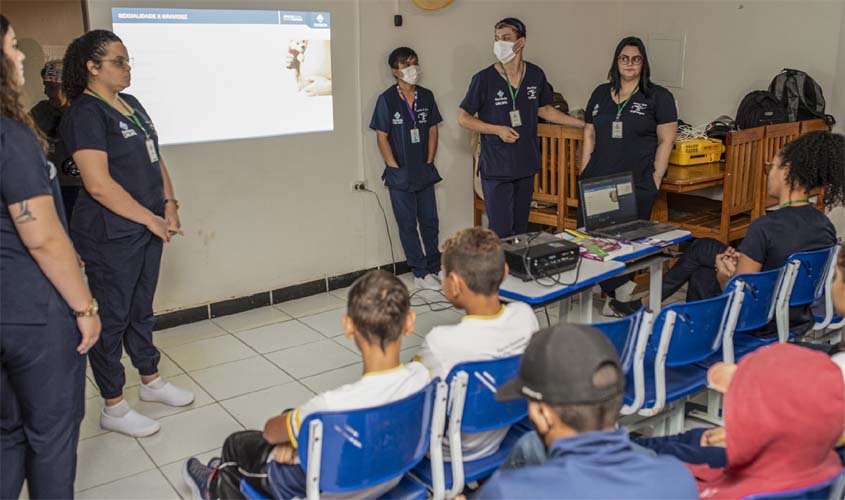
left=474, top=324, right=698, bottom=499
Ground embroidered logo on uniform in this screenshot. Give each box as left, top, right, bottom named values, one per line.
left=494, top=89, right=508, bottom=106
left=418, top=111, right=428, bottom=123
left=119, top=121, right=137, bottom=139
left=47, top=161, right=57, bottom=180
left=526, top=86, right=537, bottom=99
left=592, top=104, right=600, bottom=117
left=630, top=102, right=648, bottom=116
left=392, top=112, right=403, bottom=125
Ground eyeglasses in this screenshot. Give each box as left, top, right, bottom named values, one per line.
left=102, top=57, right=134, bottom=68
left=618, top=55, right=643, bottom=66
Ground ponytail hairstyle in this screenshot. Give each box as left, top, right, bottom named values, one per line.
left=0, top=15, right=47, bottom=150
left=62, top=29, right=122, bottom=101
left=779, top=131, right=845, bottom=208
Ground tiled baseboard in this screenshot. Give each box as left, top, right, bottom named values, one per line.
left=153, top=261, right=410, bottom=331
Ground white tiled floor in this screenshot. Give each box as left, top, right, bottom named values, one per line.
left=58, top=275, right=689, bottom=498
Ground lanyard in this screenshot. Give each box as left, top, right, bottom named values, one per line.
left=397, top=86, right=418, bottom=128
left=86, top=87, right=148, bottom=137
left=499, top=62, right=525, bottom=110
left=615, top=86, right=639, bottom=119
left=779, top=199, right=810, bottom=208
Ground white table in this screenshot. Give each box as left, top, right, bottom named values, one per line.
left=499, top=229, right=692, bottom=323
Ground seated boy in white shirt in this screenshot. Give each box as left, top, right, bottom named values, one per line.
left=183, top=270, right=430, bottom=500
left=417, top=227, right=540, bottom=461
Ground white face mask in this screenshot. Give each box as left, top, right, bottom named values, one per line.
left=493, top=41, right=516, bottom=64
left=398, top=65, right=420, bottom=85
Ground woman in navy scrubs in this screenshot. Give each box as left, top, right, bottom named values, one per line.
left=0, top=15, right=101, bottom=498
left=60, top=30, right=194, bottom=437
left=579, top=37, right=678, bottom=312
left=459, top=17, right=584, bottom=238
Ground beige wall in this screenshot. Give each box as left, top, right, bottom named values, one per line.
left=829, top=2, right=845, bottom=233
left=80, top=0, right=845, bottom=313
left=1, top=0, right=86, bottom=108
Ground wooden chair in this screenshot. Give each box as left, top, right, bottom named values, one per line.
left=757, top=122, right=801, bottom=216
left=799, top=118, right=830, bottom=134
left=472, top=125, right=583, bottom=231
left=669, top=128, right=764, bottom=243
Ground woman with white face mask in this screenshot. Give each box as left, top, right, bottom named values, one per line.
left=370, top=47, right=444, bottom=290
left=459, top=18, right=584, bottom=238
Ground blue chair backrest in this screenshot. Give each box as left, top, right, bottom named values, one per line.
left=741, top=471, right=844, bottom=500
left=590, top=309, right=640, bottom=373
left=297, top=379, right=438, bottom=494
left=788, top=246, right=837, bottom=307
left=446, top=355, right=526, bottom=434
left=724, top=267, right=785, bottom=332
left=650, top=294, right=732, bottom=367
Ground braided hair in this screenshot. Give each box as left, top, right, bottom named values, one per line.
left=779, top=131, right=845, bottom=208
left=62, top=29, right=122, bottom=101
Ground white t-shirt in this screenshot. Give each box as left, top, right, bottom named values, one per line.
left=285, top=362, right=431, bottom=499
left=416, top=302, right=539, bottom=461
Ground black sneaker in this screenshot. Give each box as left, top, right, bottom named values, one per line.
left=609, top=299, right=642, bottom=318
left=183, top=457, right=212, bottom=500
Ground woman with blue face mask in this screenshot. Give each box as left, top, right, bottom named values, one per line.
left=459, top=17, right=584, bottom=238
left=370, top=47, right=444, bottom=290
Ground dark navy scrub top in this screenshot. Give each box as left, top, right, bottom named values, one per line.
left=370, top=85, right=443, bottom=192
left=1, top=117, right=69, bottom=324
left=60, top=93, right=164, bottom=240
left=460, top=62, right=553, bottom=180
left=583, top=83, right=677, bottom=186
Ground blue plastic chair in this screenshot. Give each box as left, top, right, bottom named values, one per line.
left=637, top=290, right=743, bottom=433
left=411, top=355, right=528, bottom=499
left=590, top=308, right=654, bottom=415
left=241, top=379, right=448, bottom=500
left=720, top=265, right=792, bottom=363
left=782, top=246, right=839, bottom=341
left=741, top=470, right=844, bottom=500
left=810, top=244, right=843, bottom=335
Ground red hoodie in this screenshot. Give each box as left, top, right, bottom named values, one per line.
left=693, top=343, right=845, bottom=499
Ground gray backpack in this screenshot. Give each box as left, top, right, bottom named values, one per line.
left=768, top=69, right=835, bottom=126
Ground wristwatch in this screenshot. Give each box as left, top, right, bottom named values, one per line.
left=164, top=198, right=180, bottom=209
left=74, top=298, right=99, bottom=317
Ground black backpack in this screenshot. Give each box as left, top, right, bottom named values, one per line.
left=769, top=69, right=836, bottom=125
left=735, top=91, right=787, bottom=130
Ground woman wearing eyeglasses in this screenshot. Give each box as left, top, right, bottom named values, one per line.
left=60, top=30, right=194, bottom=437
left=579, top=36, right=678, bottom=313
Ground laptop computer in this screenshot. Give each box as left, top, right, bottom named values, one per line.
left=579, top=173, right=677, bottom=241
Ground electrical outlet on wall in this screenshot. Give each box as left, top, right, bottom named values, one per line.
left=352, top=181, right=368, bottom=192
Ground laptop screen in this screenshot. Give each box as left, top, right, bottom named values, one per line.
left=579, top=173, right=639, bottom=230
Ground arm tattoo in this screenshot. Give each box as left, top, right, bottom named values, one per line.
left=13, top=201, right=36, bottom=224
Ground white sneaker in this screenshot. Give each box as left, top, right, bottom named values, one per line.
left=100, top=407, right=161, bottom=437
left=613, top=280, right=637, bottom=302
left=140, top=380, right=195, bottom=407
left=414, top=275, right=439, bottom=291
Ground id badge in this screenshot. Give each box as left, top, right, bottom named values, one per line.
left=509, top=109, right=522, bottom=127
left=612, top=120, right=623, bottom=139
left=145, top=138, right=159, bottom=163
left=410, top=128, right=421, bottom=144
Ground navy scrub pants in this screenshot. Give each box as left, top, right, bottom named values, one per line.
left=1, top=294, right=86, bottom=499
left=73, top=229, right=162, bottom=399
left=388, top=184, right=441, bottom=279
left=481, top=175, right=535, bottom=238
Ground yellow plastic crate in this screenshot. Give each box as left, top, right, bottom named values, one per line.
left=670, top=138, right=725, bottom=166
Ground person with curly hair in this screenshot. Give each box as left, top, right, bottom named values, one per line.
left=611, top=131, right=843, bottom=338
left=59, top=30, right=193, bottom=438
left=0, top=15, right=101, bottom=498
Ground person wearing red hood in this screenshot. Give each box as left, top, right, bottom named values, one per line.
left=692, top=343, right=844, bottom=499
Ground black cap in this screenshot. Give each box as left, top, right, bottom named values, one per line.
left=496, top=324, right=624, bottom=405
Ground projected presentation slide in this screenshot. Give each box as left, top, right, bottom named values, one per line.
left=112, top=8, right=333, bottom=146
